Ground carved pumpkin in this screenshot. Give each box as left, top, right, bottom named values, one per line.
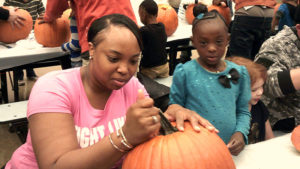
left=157, top=4, right=178, bottom=36
left=122, top=122, right=236, bottom=169
left=208, top=5, right=231, bottom=26
left=0, top=7, right=33, bottom=43
left=291, top=125, right=300, bottom=152
left=34, top=17, right=70, bottom=47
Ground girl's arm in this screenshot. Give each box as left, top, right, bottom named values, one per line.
left=265, top=120, right=275, bottom=140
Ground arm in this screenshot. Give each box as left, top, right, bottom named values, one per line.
left=255, top=38, right=298, bottom=99
left=227, top=66, right=251, bottom=156
left=271, top=10, right=283, bottom=32
left=165, top=64, right=218, bottom=132
left=43, top=0, right=69, bottom=22
left=265, top=120, right=274, bottom=140
left=29, top=90, right=160, bottom=169
left=0, top=7, right=9, bottom=20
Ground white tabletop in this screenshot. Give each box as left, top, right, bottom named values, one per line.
left=0, top=32, right=67, bottom=71
left=233, top=133, right=299, bottom=169
left=0, top=100, right=27, bottom=123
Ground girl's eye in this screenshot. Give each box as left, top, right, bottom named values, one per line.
left=216, top=40, right=224, bottom=45
left=199, top=41, right=207, bottom=46
left=107, top=56, right=119, bottom=63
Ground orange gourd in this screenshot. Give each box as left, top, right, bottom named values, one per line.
left=157, top=4, right=178, bottom=36
left=185, top=4, right=196, bottom=25
left=122, top=122, right=236, bottom=169
left=34, top=17, right=70, bottom=47
left=208, top=5, right=231, bottom=26
left=0, top=7, right=33, bottom=43
left=291, top=125, right=300, bottom=152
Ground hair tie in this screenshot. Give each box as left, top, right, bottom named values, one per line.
left=196, top=13, right=204, bottom=20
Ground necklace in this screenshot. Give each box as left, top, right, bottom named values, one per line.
left=197, top=59, right=227, bottom=73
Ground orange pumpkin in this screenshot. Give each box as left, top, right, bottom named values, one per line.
left=185, top=4, right=196, bottom=25
left=0, top=7, right=33, bottom=43
left=208, top=5, right=231, bottom=26
left=157, top=4, right=178, bottom=36
left=291, top=125, right=300, bottom=152
left=122, top=122, right=236, bottom=169
left=34, top=17, right=70, bottom=47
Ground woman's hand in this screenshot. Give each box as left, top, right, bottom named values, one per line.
left=227, top=132, right=245, bottom=156
left=122, top=90, right=161, bottom=146
left=164, top=104, right=218, bottom=133
left=8, top=7, right=25, bottom=29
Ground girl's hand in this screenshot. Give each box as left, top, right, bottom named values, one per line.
left=122, top=90, right=161, bottom=146
left=227, top=132, right=245, bottom=156
left=8, top=7, right=25, bottom=29
left=164, top=104, right=218, bottom=133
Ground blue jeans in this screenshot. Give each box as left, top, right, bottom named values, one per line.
left=228, top=15, right=272, bottom=60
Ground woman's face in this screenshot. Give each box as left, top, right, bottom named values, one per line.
left=250, top=78, right=264, bottom=105
left=88, top=25, right=141, bottom=91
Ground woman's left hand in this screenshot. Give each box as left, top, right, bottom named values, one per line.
left=164, top=104, right=218, bottom=133
left=227, top=132, right=245, bottom=156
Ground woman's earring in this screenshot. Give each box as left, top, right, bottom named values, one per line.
left=89, top=56, right=93, bottom=60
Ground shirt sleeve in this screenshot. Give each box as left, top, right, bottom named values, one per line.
left=0, top=7, right=9, bottom=20
left=169, top=64, right=187, bottom=106
left=43, top=0, right=69, bottom=21
left=235, top=66, right=251, bottom=144
left=255, top=37, right=296, bottom=99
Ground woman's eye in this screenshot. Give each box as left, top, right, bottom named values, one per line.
left=108, top=56, right=119, bottom=63
left=130, top=59, right=139, bottom=65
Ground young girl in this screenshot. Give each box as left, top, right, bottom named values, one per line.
left=4, top=14, right=215, bottom=169
left=227, top=56, right=274, bottom=144
left=169, top=11, right=251, bottom=156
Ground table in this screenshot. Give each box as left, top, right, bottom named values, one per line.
left=233, top=133, right=299, bottom=169
left=0, top=34, right=70, bottom=103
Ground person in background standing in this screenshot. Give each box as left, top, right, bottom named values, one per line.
left=227, top=0, right=276, bottom=60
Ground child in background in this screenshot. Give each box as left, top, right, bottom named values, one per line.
left=3, top=0, right=45, bottom=85
left=271, top=0, right=298, bottom=33
left=61, top=1, right=81, bottom=68
left=169, top=10, right=251, bottom=156
left=227, top=56, right=275, bottom=144
left=138, top=0, right=169, bottom=79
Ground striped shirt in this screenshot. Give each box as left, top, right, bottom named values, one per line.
left=3, top=0, right=45, bottom=26
left=61, top=16, right=81, bottom=63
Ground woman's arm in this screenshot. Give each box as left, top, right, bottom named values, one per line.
left=30, top=91, right=161, bottom=169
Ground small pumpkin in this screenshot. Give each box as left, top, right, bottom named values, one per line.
left=185, top=4, right=196, bottom=25
left=208, top=5, right=231, bottom=26
left=34, top=16, right=70, bottom=47
left=0, top=7, right=33, bottom=43
left=157, top=4, right=178, bottom=36
left=122, top=121, right=236, bottom=169
left=291, top=125, right=300, bottom=152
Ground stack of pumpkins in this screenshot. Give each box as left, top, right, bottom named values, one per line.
left=0, top=7, right=70, bottom=47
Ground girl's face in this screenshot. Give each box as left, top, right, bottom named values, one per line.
left=191, top=19, right=229, bottom=67
left=88, top=26, right=141, bottom=91
left=250, top=78, right=264, bottom=105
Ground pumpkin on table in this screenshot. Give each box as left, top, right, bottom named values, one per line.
left=185, top=4, right=196, bottom=25
left=157, top=4, right=178, bottom=36
left=34, top=16, right=70, bottom=47
left=122, top=121, right=236, bottom=169
left=291, top=125, right=300, bottom=152
left=0, top=7, right=33, bottom=44
left=208, top=4, right=231, bottom=26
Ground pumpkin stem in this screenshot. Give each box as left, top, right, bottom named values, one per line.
left=158, top=109, right=179, bottom=135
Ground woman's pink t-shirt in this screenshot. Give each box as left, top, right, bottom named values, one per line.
left=5, top=68, right=148, bottom=169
